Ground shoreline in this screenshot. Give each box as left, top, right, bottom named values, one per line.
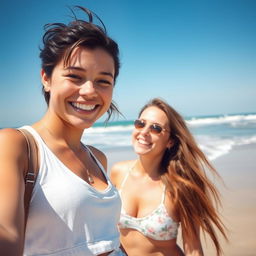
left=104, top=143, right=256, bottom=255
left=205, top=143, right=256, bottom=255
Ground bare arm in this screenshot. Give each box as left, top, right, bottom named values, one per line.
left=0, top=129, right=28, bottom=255
left=182, top=223, right=204, bottom=256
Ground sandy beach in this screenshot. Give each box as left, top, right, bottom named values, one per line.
left=104, top=143, right=256, bottom=256
left=203, top=143, right=256, bottom=256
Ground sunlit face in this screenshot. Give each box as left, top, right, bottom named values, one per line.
left=132, top=106, right=172, bottom=157
left=41, top=47, right=115, bottom=129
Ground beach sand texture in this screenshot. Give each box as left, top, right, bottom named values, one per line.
left=106, top=143, right=256, bottom=256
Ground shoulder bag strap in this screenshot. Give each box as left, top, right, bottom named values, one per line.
left=17, top=128, right=39, bottom=232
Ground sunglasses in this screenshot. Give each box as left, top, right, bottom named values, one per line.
left=134, top=119, right=169, bottom=134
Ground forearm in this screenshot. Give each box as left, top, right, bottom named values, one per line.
left=185, top=251, right=203, bottom=256
left=0, top=227, right=23, bottom=256
left=184, top=245, right=204, bottom=256
left=0, top=200, right=25, bottom=255
left=182, top=224, right=204, bottom=256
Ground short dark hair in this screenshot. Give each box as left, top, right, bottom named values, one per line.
left=39, top=6, right=121, bottom=121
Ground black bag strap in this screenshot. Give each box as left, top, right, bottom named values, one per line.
left=17, top=128, right=39, bottom=232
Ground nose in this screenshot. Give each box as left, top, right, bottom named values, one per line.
left=79, top=80, right=97, bottom=96
left=139, top=125, right=150, bottom=135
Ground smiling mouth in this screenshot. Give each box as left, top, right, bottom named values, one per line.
left=138, top=139, right=152, bottom=146
left=70, top=102, right=98, bottom=111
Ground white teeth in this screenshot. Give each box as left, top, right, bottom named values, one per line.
left=72, top=102, right=96, bottom=111
left=138, top=139, right=150, bottom=145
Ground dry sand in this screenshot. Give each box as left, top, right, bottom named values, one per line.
left=105, top=143, right=256, bottom=256
left=201, top=143, right=256, bottom=255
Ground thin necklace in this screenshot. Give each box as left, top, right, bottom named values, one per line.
left=42, top=124, right=95, bottom=185
left=86, top=168, right=94, bottom=184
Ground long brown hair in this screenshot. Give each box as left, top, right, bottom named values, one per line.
left=139, top=98, right=227, bottom=255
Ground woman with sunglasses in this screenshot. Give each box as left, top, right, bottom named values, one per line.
left=111, top=98, right=227, bottom=256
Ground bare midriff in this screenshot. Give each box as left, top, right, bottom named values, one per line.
left=121, top=229, right=184, bottom=256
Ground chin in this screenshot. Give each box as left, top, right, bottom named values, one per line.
left=67, top=118, right=95, bottom=130
left=134, top=147, right=150, bottom=156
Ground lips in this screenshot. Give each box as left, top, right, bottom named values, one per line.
left=70, top=102, right=98, bottom=111
left=137, top=138, right=152, bottom=146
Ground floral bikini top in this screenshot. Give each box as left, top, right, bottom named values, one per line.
left=118, top=171, right=179, bottom=241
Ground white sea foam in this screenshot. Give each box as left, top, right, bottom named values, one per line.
left=187, top=114, right=256, bottom=127
left=81, top=113, right=256, bottom=161
left=196, top=136, right=235, bottom=160
left=196, top=135, right=256, bottom=160
left=236, top=135, right=256, bottom=145
left=82, top=132, right=132, bottom=148
left=85, top=125, right=133, bottom=134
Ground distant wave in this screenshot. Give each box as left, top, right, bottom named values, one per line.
left=85, top=113, right=256, bottom=133
left=81, top=112, right=256, bottom=161
left=196, top=134, right=256, bottom=160
left=82, top=132, right=132, bottom=148
left=85, top=125, right=133, bottom=133
left=187, top=113, right=256, bottom=127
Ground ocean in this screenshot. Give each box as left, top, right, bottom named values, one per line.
left=82, top=112, right=256, bottom=161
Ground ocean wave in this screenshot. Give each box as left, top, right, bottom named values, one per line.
left=81, top=113, right=256, bottom=161
left=85, top=125, right=134, bottom=134
left=82, top=131, right=256, bottom=161
left=82, top=132, right=132, bottom=148
left=84, top=113, right=256, bottom=134
left=196, top=135, right=256, bottom=160
left=187, top=114, right=256, bottom=127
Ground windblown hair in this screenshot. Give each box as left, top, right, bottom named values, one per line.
left=139, top=98, right=227, bottom=255
left=39, top=6, right=121, bottom=121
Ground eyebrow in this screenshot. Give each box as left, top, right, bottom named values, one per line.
left=65, top=66, right=114, bottom=78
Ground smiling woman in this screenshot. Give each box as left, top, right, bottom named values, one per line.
left=111, top=98, right=227, bottom=256
left=0, top=6, right=125, bottom=256
left=41, top=47, right=116, bottom=129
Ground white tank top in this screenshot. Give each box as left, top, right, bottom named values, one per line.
left=22, top=126, right=121, bottom=256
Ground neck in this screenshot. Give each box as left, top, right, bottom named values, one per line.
left=33, top=113, right=84, bottom=151
left=135, top=155, right=162, bottom=180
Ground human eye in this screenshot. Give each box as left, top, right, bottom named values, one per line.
left=65, top=73, right=82, bottom=81
left=151, top=124, right=163, bottom=134
left=134, top=119, right=145, bottom=129
left=96, top=78, right=113, bottom=87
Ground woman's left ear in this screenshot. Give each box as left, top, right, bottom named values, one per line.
left=41, top=69, right=51, bottom=92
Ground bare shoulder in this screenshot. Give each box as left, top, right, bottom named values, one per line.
left=87, top=145, right=107, bottom=171
left=111, top=160, right=134, bottom=172
left=0, top=128, right=28, bottom=176
left=0, top=128, right=27, bottom=156
left=0, top=127, right=23, bottom=139
left=110, top=160, right=135, bottom=187
left=0, top=128, right=28, bottom=249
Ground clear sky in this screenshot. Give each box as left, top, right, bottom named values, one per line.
left=1, top=0, right=255, bottom=127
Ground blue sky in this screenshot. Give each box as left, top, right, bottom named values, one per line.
left=1, top=0, right=255, bottom=127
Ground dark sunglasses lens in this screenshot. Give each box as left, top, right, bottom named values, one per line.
left=134, top=119, right=145, bottom=129
left=150, top=124, right=163, bottom=134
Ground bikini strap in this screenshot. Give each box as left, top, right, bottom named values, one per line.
left=118, top=171, right=129, bottom=194
left=161, top=185, right=167, bottom=204
left=119, top=161, right=137, bottom=193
